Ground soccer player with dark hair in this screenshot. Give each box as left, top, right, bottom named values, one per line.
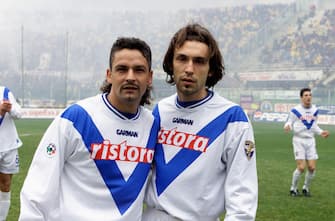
left=284, top=87, right=329, bottom=197
left=143, top=23, right=258, bottom=221
left=19, top=37, right=159, bottom=220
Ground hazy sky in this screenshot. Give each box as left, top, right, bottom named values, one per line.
left=2, top=0, right=296, bottom=11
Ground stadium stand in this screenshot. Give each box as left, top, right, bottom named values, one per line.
left=0, top=1, right=334, bottom=108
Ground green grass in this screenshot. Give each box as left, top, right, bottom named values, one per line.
left=7, top=120, right=335, bottom=220
left=252, top=122, right=335, bottom=221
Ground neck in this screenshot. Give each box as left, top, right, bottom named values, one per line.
left=107, top=93, right=139, bottom=114
left=177, top=89, right=208, bottom=102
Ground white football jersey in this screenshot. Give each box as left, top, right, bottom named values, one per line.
left=145, top=92, right=258, bottom=221
left=19, top=93, right=159, bottom=221
left=0, top=86, right=22, bottom=152
left=284, top=104, right=322, bottom=138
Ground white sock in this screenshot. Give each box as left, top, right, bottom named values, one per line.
left=291, top=169, right=302, bottom=191
left=303, top=170, right=315, bottom=191
left=0, top=191, right=11, bottom=221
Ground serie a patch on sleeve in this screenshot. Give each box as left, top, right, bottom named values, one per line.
left=46, top=143, right=57, bottom=157
left=244, top=140, right=255, bottom=160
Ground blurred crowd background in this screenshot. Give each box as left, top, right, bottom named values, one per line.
left=0, top=0, right=334, bottom=114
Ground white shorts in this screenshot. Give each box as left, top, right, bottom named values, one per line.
left=0, top=148, right=20, bottom=174
left=292, top=137, right=318, bottom=160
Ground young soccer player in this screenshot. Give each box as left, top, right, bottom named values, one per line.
left=143, top=23, right=258, bottom=221
left=284, top=87, right=329, bottom=197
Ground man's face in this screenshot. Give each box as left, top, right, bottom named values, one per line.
left=106, top=49, right=152, bottom=111
left=301, top=91, right=312, bottom=107
left=172, top=40, right=210, bottom=102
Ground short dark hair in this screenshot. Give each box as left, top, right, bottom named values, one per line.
left=300, top=88, right=311, bottom=97
left=100, top=37, right=152, bottom=105
left=163, top=23, right=224, bottom=88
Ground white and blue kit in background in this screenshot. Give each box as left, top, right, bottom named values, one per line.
left=0, top=86, right=22, bottom=221
left=19, top=93, right=159, bottom=221
left=284, top=104, right=323, bottom=160
left=144, top=91, right=258, bottom=221
left=0, top=86, right=22, bottom=155
left=0, top=86, right=22, bottom=174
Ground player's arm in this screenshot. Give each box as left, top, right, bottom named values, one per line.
left=7, top=91, right=22, bottom=119
left=283, top=111, right=295, bottom=132
left=312, top=124, right=330, bottom=138
left=19, top=117, right=71, bottom=220
left=311, top=115, right=329, bottom=138
left=223, top=120, right=258, bottom=221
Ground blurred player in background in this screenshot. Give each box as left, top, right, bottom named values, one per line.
left=19, top=37, right=159, bottom=221
left=0, top=86, right=22, bottom=221
left=143, top=23, right=258, bottom=221
left=284, top=87, right=329, bottom=197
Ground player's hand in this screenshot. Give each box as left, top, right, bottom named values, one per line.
left=321, top=130, right=329, bottom=138
left=0, top=99, right=12, bottom=115
left=284, top=125, right=291, bottom=132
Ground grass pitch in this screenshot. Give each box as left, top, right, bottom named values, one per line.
left=7, top=119, right=335, bottom=221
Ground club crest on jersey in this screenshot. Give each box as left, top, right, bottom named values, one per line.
left=158, top=127, right=209, bottom=152
left=90, top=140, right=154, bottom=163
left=46, top=143, right=57, bottom=157
left=244, top=140, right=255, bottom=160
